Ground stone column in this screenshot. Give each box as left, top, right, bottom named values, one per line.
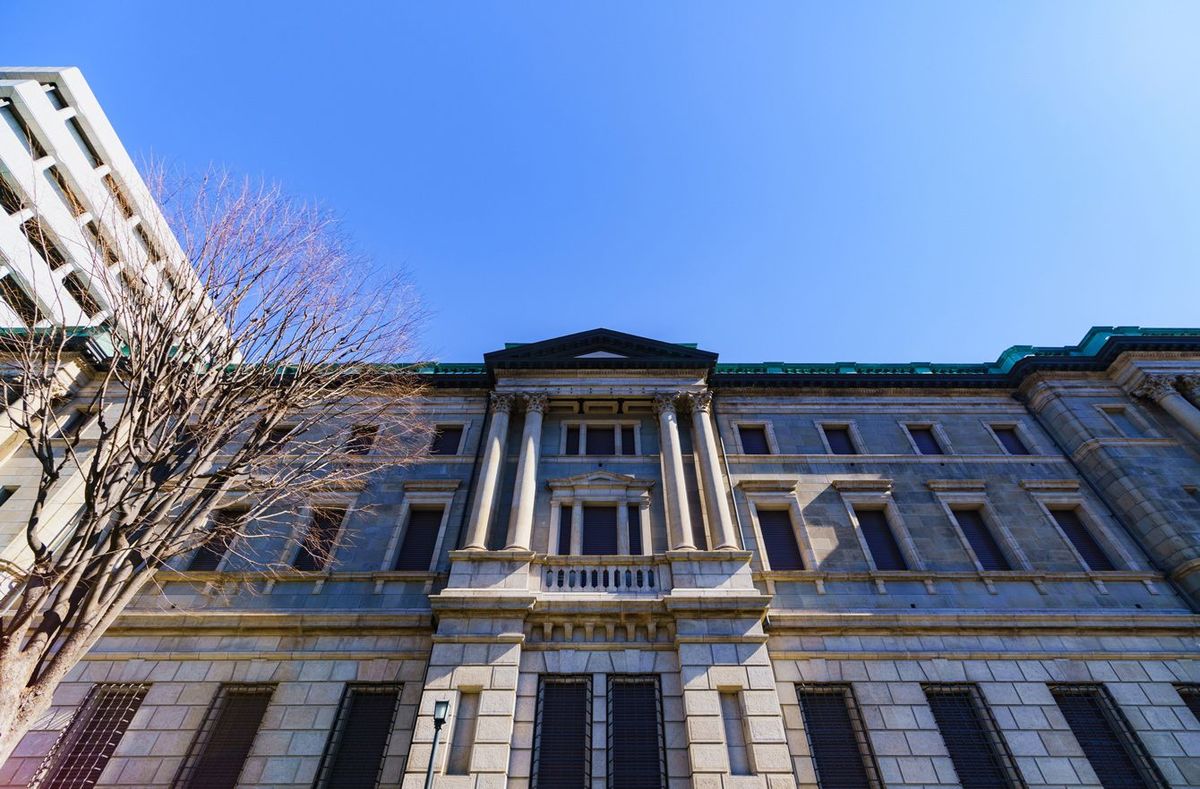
left=505, top=393, right=547, bottom=551
left=687, top=390, right=739, bottom=550
left=655, top=393, right=696, bottom=551
left=1179, top=375, right=1200, bottom=407
left=462, top=393, right=514, bottom=550
left=1133, top=375, right=1200, bottom=442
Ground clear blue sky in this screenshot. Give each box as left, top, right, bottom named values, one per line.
left=8, top=2, right=1199, bottom=363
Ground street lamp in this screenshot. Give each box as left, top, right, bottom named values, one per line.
left=423, top=699, right=451, bottom=789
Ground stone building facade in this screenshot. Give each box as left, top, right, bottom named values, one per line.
left=2, top=325, right=1200, bottom=789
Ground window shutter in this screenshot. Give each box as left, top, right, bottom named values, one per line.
left=179, top=684, right=275, bottom=789
left=621, top=426, right=636, bottom=455
left=756, top=509, right=804, bottom=571
left=608, top=676, right=665, bottom=789
left=795, top=684, right=879, bottom=789
left=823, top=427, right=857, bottom=455
left=924, top=684, right=1022, bottom=789
left=534, top=676, right=591, bottom=789
left=38, top=683, right=148, bottom=789
left=430, top=425, right=463, bottom=455
left=395, top=508, right=443, bottom=570
left=856, top=509, right=907, bottom=570
left=587, top=426, right=616, bottom=455
left=993, top=427, right=1029, bottom=455
left=293, top=508, right=345, bottom=571
left=627, top=505, right=643, bottom=555
left=558, top=506, right=574, bottom=555
left=1050, top=509, right=1115, bottom=571
left=317, top=684, right=401, bottom=789
left=738, top=426, right=771, bottom=455
left=565, top=426, right=581, bottom=455
left=908, top=427, right=943, bottom=455
left=1050, top=685, right=1166, bottom=789
left=953, top=509, right=1011, bottom=571
left=582, top=506, right=619, bottom=555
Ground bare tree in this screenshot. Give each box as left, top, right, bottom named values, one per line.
left=0, top=167, right=429, bottom=762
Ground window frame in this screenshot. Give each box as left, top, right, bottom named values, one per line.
left=559, top=419, right=642, bottom=456
left=985, top=421, right=1037, bottom=456
left=380, top=479, right=459, bottom=572
left=429, top=422, right=467, bottom=456
left=34, top=682, right=149, bottom=789
left=532, top=674, right=592, bottom=789
left=794, top=682, right=883, bottom=789
left=840, top=490, right=923, bottom=572
left=606, top=674, right=667, bottom=789
left=932, top=491, right=1030, bottom=572
left=1026, top=489, right=1137, bottom=572
left=314, top=683, right=402, bottom=789
left=548, top=473, right=655, bottom=556
left=902, top=422, right=952, bottom=456
left=1049, top=683, right=1168, bottom=789
left=922, top=683, right=1025, bottom=789
left=745, top=494, right=813, bottom=572
left=287, top=504, right=351, bottom=572
left=1097, top=403, right=1154, bottom=439
left=733, top=421, right=778, bottom=455
left=186, top=506, right=249, bottom=573
left=174, top=683, right=276, bottom=789
left=817, top=421, right=865, bottom=455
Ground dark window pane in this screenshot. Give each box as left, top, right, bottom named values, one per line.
left=993, top=427, right=1029, bottom=455
left=953, top=509, right=1011, bottom=571
left=824, top=427, right=857, bottom=455
left=41, top=683, right=148, bottom=789
left=796, top=684, right=879, bottom=789
left=319, top=685, right=400, bottom=789
left=565, top=425, right=580, bottom=455
left=586, top=425, right=616, bottom=455
left=534, top=677, right=591, bottom=789
left=395, top=508, right=443, bottom=570
left=0, top=275, right=40, bottom=326
left=558, top=506, right=574, bottom=555
left=856, top=509, right=907, bottom=570
left=0, top=486, right=15, bottom=508
left=430, top=425, right=463, bottom=455
left=57, top=408, right=90, bottom=440
left=180, top=685, right=274, bottom=789
left=757, top=509, right=804, bottom=571
left=63, top=272, right=102, bottom=317
left=924, top=685, right=1020, bottom=789
left=0, top=171, right=23, bottom=214
left=21, top=218, right=67, bottom=269
left=738, top=425, right=771, bottom=455
left=627, top=505, right=643, bottom=555
left=292, top=508, right=344, bottom=571
left=188, top=509, right=242, bottom=572
left=908, top=427, right=943, bottom=455
left=608, top=677, right=665, bottom=789
left=346, top=424, right=377, bottom=455
left=1051, top=509, right=1115, bottom=571
left=583, top=505, right=618, bottom=555
left=1051, top=685, right=1166, bottom=789
left=621, top=425, right=636, bottom=455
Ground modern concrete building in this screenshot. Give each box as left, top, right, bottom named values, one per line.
left=2, top=325, right=1200, bottom=789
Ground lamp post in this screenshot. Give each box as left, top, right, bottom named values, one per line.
left=424, top=699, right=450, bottom=789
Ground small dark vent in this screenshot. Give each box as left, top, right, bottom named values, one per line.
left=534, top=676, right=591, bottom=789
left=430, top=425, right=463, bottom=455
left=953, top=509, right=1011, bottom=571
left=823, top=426, right=857, bottom=455
left=1050, top=685, right=1166, bottom=789
left=608, top=676, right=665, bottom=789
left=316, top=684, right=401, bottom=789
left=738, top=425, right=771, bottom=454
left=38, top=683, right=148, bottom=789
left=796, top=683, right=880, bottom=789
left=924, top=684, right=1023, bottom=789
left=627, top=505, right=643, bottom=555
left=757, top=509, right=804, bottom=570
left=178, top=684, right=274, bottom=789
left=1050, top=509, right=1115, bottom=571
left=856, top=509, right=907, bottom=570
left=908, top=426, right=943, bottom=455
left=395, top=508, right=443, bottom=570
left=583, top=505, right=618, bottom=555
left=292, top=508, right=345, bottom=571
left=993, top=427, right=1029, bottom=455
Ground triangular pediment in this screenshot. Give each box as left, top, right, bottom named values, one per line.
left=484, top=328, right=717, bottom=371
left=548, top=470, right=656, bottom=491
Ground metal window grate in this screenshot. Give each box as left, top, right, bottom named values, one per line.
left=952, top=509, right=1011, bottom=571
left=795, top=683, right=881, bottom=789
left=923, top=684, right=1024, bottom=789
left=1050, top=509, right=1116, bottom=571
left=1176, top=685, right=1200, bottom=723
left=1049, top=684, right=1166, bottom=789
left=608, top=675, right=666, bottom=789
left=856, top=509, right=908, bottom=571
left=175, top=683, right=275, bottom=789
left=35, top=683, right=148, bottom=789
left=315, top=684, right=402, bottom=789
left=293, top=508, right=346, bottom=571
left=533, top=675, right=591, bottom=789
left=395, top=507, right=444, bottom=570
left=757, top=509, right=804, bottom=570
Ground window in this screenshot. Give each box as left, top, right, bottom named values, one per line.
left=738, top=425, right=771, bottom=455
left=534, top=676, right=591, bottom=789
left=0, top=171, right=23, bottom=214
left=0, top=486, right=16, bottom=508
left=795, top=683, right=880, bottom=789
left=84, top=221, right=118, bottom=265
left=923, top=684, right=1022, bottom=789
left=906, top=425, right=943, bottom=455
left=37, top=683, right=148, bottom=789
left=66, top=117, right=102, bottom=167
left=188, top=508, right=244, bottom=572
left=1175, top=685, right=1200, bottom=723
left=63, top=272, right=102, bottom=317
left=821, top=425, right=857, bottom=455
left=446, top=690, right=480, bottom=775
left=56, top=408, right=91, bottom=440
left=756, top=509, right=804, bottom=571
left=46, top=166, right=85, bottom=216
left=563, top=423, right=636, bottom=456
left=855, top=508, right=907, bottom=571
left=991, top=426, right=1030, bottom=456
left=607, top=676, right=666, bottom=789
left=582, top=505, right=619, bottom=555
left=557, top=506, right=574, bottom=556
left=103, top=174, right=134, bottom=219
left=0, top=274, right=41, bottom=326
left=429, top=425, right=463, bottom=455
left=292, top=507, right=345, bottom=571
left=951, top=508, right=1011, bottom=571
left=588, top=425, right=616, bottom=455
left=627, top=504, right=643, bottom=555
left=1049, top=508, right=1116, bottom=571
left=720, top=691, right=752, bottom=776
left=133, top=223, right=161, bottom=260
left=1103, top=406, right=1142, bottom=438
left=1050, top=685, right=1167, bottom=789
left=315, top=684, right=401, bottom=789
left=346, top=424, right=378, bottom=455
left=176, top=684, right=275, bottom=789
left=265, top=425, right=293, bottom=452
left=1, top=103, right=46, bottom=158
left=394, top=508, right=443, bottom=571
left=21, top=218, right=67, bottom=269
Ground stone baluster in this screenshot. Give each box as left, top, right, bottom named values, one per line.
left=462, top=393, right=514, bottom=550
left=505, top=392, right=547, bottom=551
left=687, top=391, right=739, bottom=550
left=1132, top=375, right=1200, bottom=442
left=655, top=392, right=696, bottom=551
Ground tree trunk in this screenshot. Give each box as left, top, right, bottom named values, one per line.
left=0, top=677, right=51, bottom=768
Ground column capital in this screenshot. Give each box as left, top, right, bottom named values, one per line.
left=653, top=392, right=681, bottom=416
left=1132, top=375, right=1178, bottom=403
left=522, top=392, right=549, bottom=414
left=1177, top=375, right=1200, bottom=398
left=490, top=392, right=516, bottom=413
left=685, top=390, right=713, bottom=413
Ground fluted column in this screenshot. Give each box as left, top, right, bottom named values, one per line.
left=462, top=393, right=514, bottom=550
left=655, top=393, right=696, bottom=551
left=687, top=391, right=739, bottom=550
left=505, top=393, right=547, bottom=550
left=1133, top=375, right=1200, bottom=442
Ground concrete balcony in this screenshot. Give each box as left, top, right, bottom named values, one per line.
left=535, top=554, right=671, bottom=594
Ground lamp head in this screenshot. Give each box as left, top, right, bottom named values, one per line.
left=433, top=699, right=450, bottom=726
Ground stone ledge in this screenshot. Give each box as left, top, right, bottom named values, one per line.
left=664, top=550, right=754, bottom=563
left=448, top=549, right=537, bottom=562
left=764, top=610, right=1200, bottom=633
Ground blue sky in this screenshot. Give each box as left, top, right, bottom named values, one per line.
left=8, top=2, right=1199, bottom=362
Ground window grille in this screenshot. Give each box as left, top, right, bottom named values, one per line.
left=582, top=505, right=619, bottom=555
left=952, top=509, right=1011, bottom=571
left=923, top=684, right=1024, bottom=789
left=757, top=509, right=804, bottom=570
left=1176, top=685, right=1200, bottom=723
left=315, top=684, right=402, bottom=789
left=738, top=425, right=771, bottom=455
left=1049, top=684, right=1166, bottom=789
left=992, top=427, right=1029, bottom=455
left=175, top=683, right=275, bottom=789
left=35, top=683, right=148, bottom=789
left=293, top=507, right=345, bottom=571
left=533, top=676, right=591, bottom=789
left=607, top=675, right=666, bottom=789
left=855, top=509, right=907, bottom=570
left=430, top=425, right=463, bottom=455
left=795, top=683, right=881, bottom=789
left=1050, top=509, right=1116, bottom=571
left=908, top=426, right=944, bottom=455
left=395, top=507, right=444, bottom=570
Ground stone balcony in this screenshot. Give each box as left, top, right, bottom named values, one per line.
left=534, top=554, right=671, bottom=594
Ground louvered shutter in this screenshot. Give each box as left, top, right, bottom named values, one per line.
left=565, top=426, right=581, bottom=455
left=558, top=506, right=574, bottom=555
left=583, top=506, right=619, bottom=555
left=1051, top=685, right=1165, bottom=789
left=621, top=426, right=636, bottom=455
left=908, top=427, right=943, bottom=455
left=738, top=426, right=771, bottom=455
left=293, top=508, right=345, bottom=571
left=924, top=685, right=1020, bottom=789
left=319, top=685, right=401, bottom=789
left=823, top=427, right=857, bottom=455
left=856, top=509, right=907, bottom=570
left=757, top=509, right=804, bottom=570
left=953, top=509, right=1011, bottom=571
left=608, top=677, right=665, bottom=789
left=534, top=676, right=591, bottom=788
left=40, top=683, right=148, bottom=789
left=430, top=425, right=463, bottom=455
left=993, top=427, right=1029, bottom=455
left=395, top=508, right=443, bottom=570
left=1050, top=510, right=1116, bottom=571
left=627, top=505, right=643, bottom=555
left=181, top=685, right=274, bottom=789
left=796, top=684, right=879, bottom=789
left=587, top=426, right=616, bottom=455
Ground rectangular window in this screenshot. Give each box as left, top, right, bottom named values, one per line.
left=534, top=676, right=591, bottom=789
left=756, top=508, right=804, bottom=571
left=84, top=221, right=119, bottom=265
left=104, top=174, right=135, bottom=219
left=0, top=171, right=23, bottom=214
left=21, top=218, right=67, bottom=269
left=607, top=676, right=666, bottom=789
left=855, top=508, right=907, bottom=571
left=557, top=506, right=574, bottom=555
left=565, top=425, right=580, bottom=455
left=46, top=166, right=85, bottom=216
left=1104, top=407, right=1141, bottom=438
left=394, top=507, right=443, bottom=571
left=952, top=508, right=1011, bottom=571
left=621, top=425, right=636, bottom=455
left=795, top=683, right=880, bottom=789
left=1, top=103, right=47, bottom=158
left=0, top=486, right=16, bottom=508
left=315, top=684, right=401, bottom=789
left=822, top=425, right=857, bottom=455
left=67, top=117, right=103, bottom=167
left=1050, top=508, right=1116, bottom=571
left=1050, top=684, right=1166, bottom=789
left=63, top=272, right=102, bottom=318
left=738, top=425, right=771, bottom=455
left=564, top=424, right=634, bottom=455
left=177, top=684, right=274, bottom=789
left=346, top=424, right=378, bottom=455
left=38, top=683, right=148, bottom=789
left=587, top=425, right=616, bottom=455
left=0, top=274, right=41, bottom=326
left=446, top=690, right=480, bottom=775
left=906, top=425, right=943, bottom=455
left=627, top=504, right=643, bottom=555
left=582, top=505, right=618, bottom=555
left=992, top=426, right=1030, bottom=456
left=292, top=507, right=345, bottom=571
left=429, top=425, right=463, bottom=455
left=56, top=408, right=91, bottom=440
left=1175, top=685, right=1200, bottom=723
left=265, top=425, right=293, bottom=452
left=188, top=508, right=244, bottom=572
left=720, top=691, right=752, bottom=776
left=923, top=684, right=1022, bottom=789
